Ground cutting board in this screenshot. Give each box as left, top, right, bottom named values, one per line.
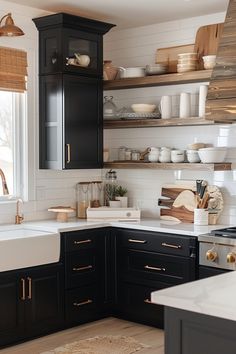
left=155, top=44, right=195, bottom=73
left=158, top=185, right=197, bottom=223
left=194, top=23, right=224, bottom=69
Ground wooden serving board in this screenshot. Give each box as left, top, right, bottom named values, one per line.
left=158, top=185, right=197, bottom=223
left=155, top=44, right=195, bottom=73
left=194, top=23, right=224, bottom=69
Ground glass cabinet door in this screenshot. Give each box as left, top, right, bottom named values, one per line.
left=63, top=29, right=101, bottom=76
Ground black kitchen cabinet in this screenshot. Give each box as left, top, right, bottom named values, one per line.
left=0, top=264, right=64, bottom=348
left=33, top=13, right=114, bottom=170
left=113, top=228, right=197, bottom=327
left=62, top=228, right=111, bottom=326
left=39, top=74, right=102, bottom=169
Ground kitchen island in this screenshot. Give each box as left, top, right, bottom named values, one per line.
left=151, top=271, right=236, bottom=354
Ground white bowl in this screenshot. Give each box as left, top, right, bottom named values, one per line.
left=186, top=149, right=200, bottom=163
left=131, top=104, right=156, bottom=114
left=198, top=147, right=227, bottom=163
left=202, top=55, right=216, bottom=69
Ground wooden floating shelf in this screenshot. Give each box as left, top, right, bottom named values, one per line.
left=103, top=70, right=212, bottom=90
left=104, top=117, right=214, bottom=129
left=103, top=162, right=232, bottom=171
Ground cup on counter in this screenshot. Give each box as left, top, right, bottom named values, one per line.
left=171, top=149, right=185, bottom=163
left=194, top=208, right=209, bottom=225
left=159, top=95, right=172, bottom=119
left=179, top=92, right=191, bottom=118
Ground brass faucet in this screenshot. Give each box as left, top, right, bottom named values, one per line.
left=15, top=198, right=24, bottom=224
left=0, top=168, right=9, bottom=195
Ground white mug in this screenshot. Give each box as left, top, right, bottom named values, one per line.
left=179, top=92, right=191, bottom=118
left=159, top=96, right=172, bottom=119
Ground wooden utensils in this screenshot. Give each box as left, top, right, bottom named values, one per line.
left=156, top=44, right=195, bottom=73
left=194, top=23, right=224, bottom=69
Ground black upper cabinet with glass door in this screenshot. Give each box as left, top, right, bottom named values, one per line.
left=33, top=13, right=115, bottom=169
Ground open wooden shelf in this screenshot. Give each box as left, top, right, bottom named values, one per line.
left=103, top=161, right=232, bottom=171
left=104, top=117, right=214, bottom=129
left=103, top=70, right=212, bottom=90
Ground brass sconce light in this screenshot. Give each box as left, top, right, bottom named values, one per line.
left=0, top=13, right=24, bottom=37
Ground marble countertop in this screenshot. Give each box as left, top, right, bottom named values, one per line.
left=151, top=271, right=236, bottom=322
left=17, top=217, right=227, bottom=237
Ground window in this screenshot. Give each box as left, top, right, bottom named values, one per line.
left=0, top=90, right=26, bottom=198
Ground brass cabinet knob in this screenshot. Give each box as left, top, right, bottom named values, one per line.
left=206, top=250, right=218, bottom=262
left=227, top=252, right=236, bottom=263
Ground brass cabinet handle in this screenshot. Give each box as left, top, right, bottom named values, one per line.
left=161, top=242, right=182, bottom=249
left=73, top=265, right=93, bottom=272
left=74, top=239, right=92, bottom=245
left=73, top=299, right=93, bottom=307
left=27, top=277, right=32, bottom=300
left=20, top=278, right=25, bottom=300
left=144, top=299, right=153, bottom=304
left=128, top=238, right=147, bottom=244
left=66, top=143, right=71, bottom=163
left=144, top=265, right=166, bottom=272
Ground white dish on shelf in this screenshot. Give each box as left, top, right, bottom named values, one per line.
left=131, top=103, right=156, bottom=114
left=198, top=147, right=227, bottom=163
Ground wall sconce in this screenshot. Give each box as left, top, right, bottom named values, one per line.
left=0, top=13, right=24, bottom=37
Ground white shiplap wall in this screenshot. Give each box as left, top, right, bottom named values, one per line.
left=104, top=11, right=236, bottom=224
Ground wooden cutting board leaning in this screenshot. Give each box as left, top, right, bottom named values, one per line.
left=155, top=44, right=195, bottom=73
left=194, top=23, right=224, bottom=69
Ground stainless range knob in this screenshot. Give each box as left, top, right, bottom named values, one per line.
left=227, top=252, right=236, bottom=263
left=206, top=250, right=218, bottom=262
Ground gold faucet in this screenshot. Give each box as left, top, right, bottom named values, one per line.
left=15, top=198, right=24, bottom=224
left=0, top=168, right=9, bottom=195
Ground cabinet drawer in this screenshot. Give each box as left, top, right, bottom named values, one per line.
left=118, top=250, right=192, bottom=285
left=116, top=228, right=196, bottom=257
left=65, top=250, right=99, bottom=288
left=63, top=228, right=106, bottom=253
left=65, top=285, right=102, bottom=325
left=117, top=282, right=164, bottom=327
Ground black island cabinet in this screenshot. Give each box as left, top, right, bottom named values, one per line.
left=33, top=13, right=115, bottom=169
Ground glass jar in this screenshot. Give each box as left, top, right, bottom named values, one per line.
left=76, top=182, right=91, bottom=218
left=104, top=169, right=118, bottom=206
left=118, top=146, right=126, bottom=160
left=131, top=149, right=140, bottom=161
left=104, top=96, right=117, bottom=119
left=90, top=181, right=103, bottom=207
left=125, top=148, right=132, bottom=160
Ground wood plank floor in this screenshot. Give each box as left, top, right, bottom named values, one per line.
left=0, top=318, right=164, bottom=354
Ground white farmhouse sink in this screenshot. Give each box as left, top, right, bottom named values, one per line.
left=0, top=228, right=60, bottom=272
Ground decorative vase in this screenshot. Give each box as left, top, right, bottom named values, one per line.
left=109, top=200, right=121, bottom=207
left=103, top=60, right=118, bottom=80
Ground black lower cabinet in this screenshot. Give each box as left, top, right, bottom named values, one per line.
left=0, top=263, right=64, bottom=348
left=165, top=307, right=236, bottom=354
left=0, top=272, right=24, bottom=347
left=117, top=282, right=165, bottom=327
left=63, top=228, right=111, bottom=327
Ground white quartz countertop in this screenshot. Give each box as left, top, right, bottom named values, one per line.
left=151, top=271, right=236, bottom=322
left=19, top=218, right=227, bottom=237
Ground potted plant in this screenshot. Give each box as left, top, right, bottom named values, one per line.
left=115, top=185, right=128, bottom=208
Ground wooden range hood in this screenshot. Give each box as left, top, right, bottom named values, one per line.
left=206, top=0, right=236, bottom=122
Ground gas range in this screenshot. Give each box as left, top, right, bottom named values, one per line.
left=198, top=227, right=236, bottom=271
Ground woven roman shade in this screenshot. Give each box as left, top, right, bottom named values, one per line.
left=0, top=46, right=27, bottom=92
